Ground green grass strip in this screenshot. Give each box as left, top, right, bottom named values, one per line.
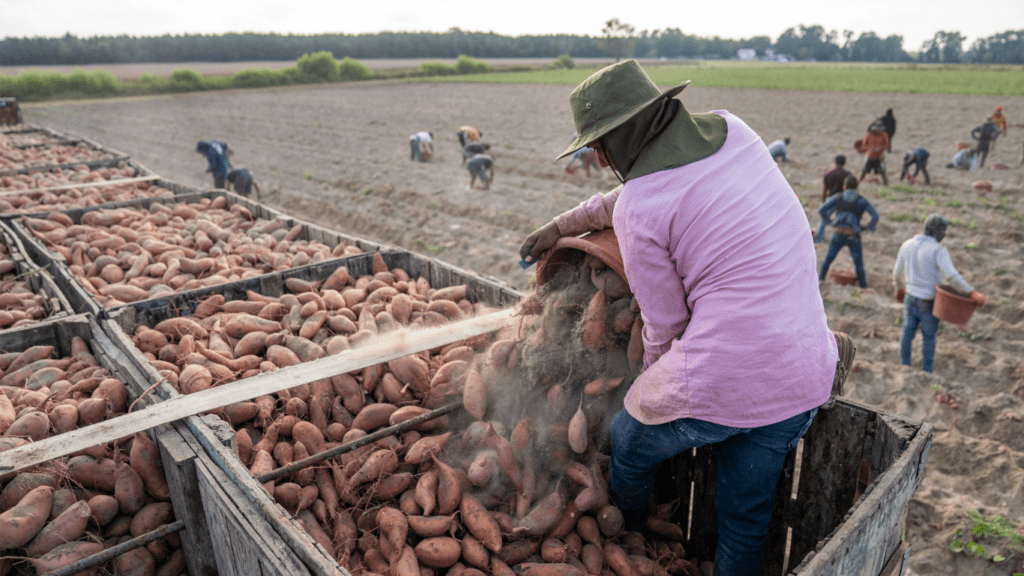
left=410, top=62, right=1024, bottom=96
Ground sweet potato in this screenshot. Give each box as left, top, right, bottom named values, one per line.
left=376, top=507, right=408, bottom=563
left=25, top=500, right=91, bottom=557
left=130, top=502, right=173, bottom=537
left=348, top=448, right=398, bottom=487
left=520, top=564, right=586, bottom=576
left=581, top=544, right=604, bottom=575
left=495, top=540, right=539, bottom=565
left=461, top=534, right=490, bottom=569
left=0, top=485, right=53, bottom=549
left=461, top=493, right=502, bottom=553
left=431, top=454, right=462, bottom=516
left=29, top=541, right=104, bottom=574
left=596, top=506, right=624, bottom=538
left=0, top=472, right=56, bottom=512
left=114, top=461, right=147, bottom=515
left=415, top=468, right=439, bottom=516
left=467, top=450, right=499, bottom=487
left=368, top=472, right=414, bottom=501
left=0, top=390, right=15, bottom=435
left=486, top=424, right=521, bottom=492
left=582, top=291, right=608, bottom=350
left=66, top=455, right=117, bottom=491
left=415, top=537, right=462, bottom=569
left=351, top=402, right=397, bottom=432
left=4, top=410, right=49, bottom=441
left=292, top=420, right=326, bottom=455
left=576, top=516, right=602, bottom=547
left=546, top=501, right=581, bottom=539
left=518, top=492, right=564, bottom=537
left=568, top=398, right=588, bottom=454
left=603, top=543, right=640, bottom=576
left=645, top=517, right=685, bottom=542
left=462, top=367, right=487, bottom=420
left=407, top=514, right=456, bottom=538
left=88, top=494, right=119, bottom=527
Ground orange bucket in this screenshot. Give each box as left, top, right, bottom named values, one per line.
left=955, top=142, right=970, bottom=152
left=536, top=228, right=625, bottom=287
left=933, top=285, right=978, bottom=325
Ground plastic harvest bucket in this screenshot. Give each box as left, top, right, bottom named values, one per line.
left=933, top=285, right=979, bottom=325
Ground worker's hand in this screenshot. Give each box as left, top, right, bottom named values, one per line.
left=969, top=290, right=986, bottom=306
left=519, top=220, right=562, bottom=263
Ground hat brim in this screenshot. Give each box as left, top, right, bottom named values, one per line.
left=555, top=81, right=690, bottom=161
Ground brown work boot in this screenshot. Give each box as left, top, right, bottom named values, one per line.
left=822, top=331, right=856, bottom=409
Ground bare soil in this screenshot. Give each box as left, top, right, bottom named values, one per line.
left=22, top=80, right=1024, bottom=575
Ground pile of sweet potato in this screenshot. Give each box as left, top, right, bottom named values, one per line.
left=20, top=196, right=363, bottom=307
left=0, top=242, right=56, bottom=330
left=1, top=163, right=175, bottom=214
left=124, top=249, right=708, bottom=575
left=0, top=142, right=115, bottom=171
left=0, top=340, right=184, bottom=576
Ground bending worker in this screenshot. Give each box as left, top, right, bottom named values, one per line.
left=816, top=175, right=879, bottom=288
left=519, top=60, right=849, bottom=575
left=900, top=148, right=931, bottom=185
left=894, top=215, right=985, bottom=373
left=196, top=140, right=230, bottom=189
left=466, top=153, right=495, bottom=190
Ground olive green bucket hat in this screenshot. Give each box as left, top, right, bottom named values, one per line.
left=557, top=59, right=690, bottom=160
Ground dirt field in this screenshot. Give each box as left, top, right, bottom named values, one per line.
left=23, top=80, right=1024, bottom=574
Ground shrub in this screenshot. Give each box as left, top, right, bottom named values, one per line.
left=170, top=68, right=204, bottom=91
left=139, top=72, right=160, bottom=83
left=456, top=55, right=491, bottom=74
left=338, top=57, right=372, bottom=81
left=417, top=61, right=457, bottom=76
left=551, top=54, right=575, bottom=69
left=296, top=51, right=340, bottom=81
left=232, top=68, right=284, bottom=88
left=65, top=69, right=120, bottom=96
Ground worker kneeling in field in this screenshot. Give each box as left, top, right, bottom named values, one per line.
left=196, top=140, right=231, bottom=189
left=226, top=168, right=261, bottom=202
left=519, top=60, right=850, bottom=576
left=893, top=215, right=985, bottom=373
left=466, top=154, right=494, bottom=190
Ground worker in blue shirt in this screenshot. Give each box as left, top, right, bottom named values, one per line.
left=899, top=148, right=931, bottom=185
left=226, top=168, right=261, bottom=201
left=196, top=140, right=231, bottom=189
left=816, top=174, right=880, bottom=289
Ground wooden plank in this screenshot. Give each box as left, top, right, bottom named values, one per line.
left=652, top=447, right=694, bottom=542
left=790, top=423, right=931, bottom=575
left=788, top=402, right=874, bottom=567
left=687, top=445, right=718, bottom=562
left=0, top=174, right=160, bottom=196
left=879, top=541, right=910, bottom=576
left=157, top=426, right=220, bottom=576
left=0, top=308, right=515, bottom=474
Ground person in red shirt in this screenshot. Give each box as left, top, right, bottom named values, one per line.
left=991, top=106, right=1008, bottom=151
left=859, top=122, right=889, bottom=185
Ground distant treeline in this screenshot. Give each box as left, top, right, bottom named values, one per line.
left=2, top=27, right=1022, bottom=65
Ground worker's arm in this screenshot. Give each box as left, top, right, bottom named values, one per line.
left=253, top=181, right=261, bottom=202
left=817, top=195, right=837, bottom=222
left=892, top=244, right=906, bottom=290
left=862, top=199, right=880, bottom=232
left=936, top=247, right=974, bottom=295
left=520, top=187, right=622, bottom=262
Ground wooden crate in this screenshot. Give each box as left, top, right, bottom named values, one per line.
left=100, top=249, right=524, bottom=576
left=7, top=188, right=387, bottom=316
left=0, top=219, right=73, bottom=326
left=651, top=398, right=932, bottom=576
left=0, top=314, right=219, bottom=576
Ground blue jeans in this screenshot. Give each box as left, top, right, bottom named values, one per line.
left=900, top=294, right=938, bottom=372
left=819, top=233, right=866, bottom=288
left=608, top=408, right=818, bottom=576
left=409, top=138, right=422, bottom=162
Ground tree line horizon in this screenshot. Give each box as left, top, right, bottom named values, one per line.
left=2, top=25, right=1022, bottom=66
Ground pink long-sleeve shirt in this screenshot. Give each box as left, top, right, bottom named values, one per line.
left=555, top=111, right=836, bottom=427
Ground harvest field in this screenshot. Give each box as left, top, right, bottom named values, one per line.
left=21, top=73, right=1024, bottom=574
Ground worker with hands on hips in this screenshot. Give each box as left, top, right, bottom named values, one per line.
left=519, top=60, right=845, bottom=576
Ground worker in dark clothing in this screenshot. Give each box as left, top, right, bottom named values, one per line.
left=462, top=142, right=491, bottom=165
left=822, top=155, right=851, bottom=202
left=466, top=154, right=495, bottom=189
left=196, top=140, right=231, bottom=189
left=970, top=117, right=1002, bottom=169
left=226, top=168, right=261, bottom=201
left=817, top=175, right=879, bottom=288
left=899, top=148, right=931, bottom=185
left=878, top=109, right=896, bottom=152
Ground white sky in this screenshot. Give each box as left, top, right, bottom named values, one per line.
left=3, top=0, right=1019, bottom=54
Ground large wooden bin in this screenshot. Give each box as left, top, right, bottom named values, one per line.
left=651, top=398, right=932, bottom=576
left=101, top=250, right=524, bottom=576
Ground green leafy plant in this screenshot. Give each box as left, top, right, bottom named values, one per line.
left=969, top=218, right=980, bottom=229
left=302, top=170, right=311, bottom=180
left=994, top=268, right=1007, bottom=276
left=965, top=242, right=978, bottom=250
left=949, top=510, right=1024, bottom=563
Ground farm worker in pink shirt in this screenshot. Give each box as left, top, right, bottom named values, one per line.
left=520, top=60, right=852, bottom=575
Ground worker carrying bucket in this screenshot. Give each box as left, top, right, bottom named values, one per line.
left=519, top=60, right=853, bottom=575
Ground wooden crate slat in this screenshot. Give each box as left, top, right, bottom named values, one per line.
left=687, top=445, right=718, bottom=561
left=761, top=446, right=798, bottom=576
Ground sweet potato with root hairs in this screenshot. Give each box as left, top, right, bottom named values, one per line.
left=87, top=494, right=119, bottom=527
left=496, top=539, right=540, bottom=565
left=352, top=402, right=398, bottom=432
left=644, top=517, right=685, bottom=542
left=0, top=485, right=53, bottom=549
left=0, top=473, right=56, bottom=512
left=274, top=482, right=303, bottom=510
left=376, top=507, right=408, bottom=563
left=519, top=564, right=586, bottom=576
left=461, top=493, right=502, bottom=553
left=430, top=454, right=462, bottom=515
left=130, top=501, right=173, bottom=537
left=485, top=424, right=522, bottom=492
left=602, top=543, right=639, bottom=576
left=348, top=449, right=398, bottom=487
left=367, top=472, right=414, bottom=501
left=25, top=500, right=91, bottom=557
left=415, top=537, right=461, bottom=569
left=415, top=468, right=440, bottom=516
left=388, top=355, right=431, bottom=396
left=66, top=455, right=116, bottom=492
left=7, top=346, right=54, bottom=375
left=517, top=491, right=563, bottom=537
left=5, top=410, right=49, bottom=441
left=295, top=509, right=335, bottom=558
left=582, top=290, right=608, bottom=351
left=131, top=430, right=171, bottom=498
left=405, top=432, right=453, bottom=465
left=29, top=541, right=104, bottom=574
left=93, top=378, right=128, bottom=413
left=580, top=544, right=604, bottom=575
left=153, top=317, right=208, bottom=340
left=390, top=406, right=445, bottom=431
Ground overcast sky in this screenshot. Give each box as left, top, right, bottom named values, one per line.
left=4, top=0, right=1018, bottom=54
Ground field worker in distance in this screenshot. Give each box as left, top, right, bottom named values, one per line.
left=462, top=142, right=491, bottom=165
left=226, top=168, right=261, bottom=201
left=456, top=125, right=482, bottom=147
left=990, top=106, right=1008, bottom=151
left=466, top=154, right=495, bottom=190
left=409, top=131, right=434, bottom=163
left=970, top=117, right=1001, bottom=169
left=878, top=108, right=896, bottom=152
left=899, top=148, right=931, bottom=185
left=859, top=122, right=889, bottom=185
left=893, top=214, right=985, bottom=373
left=767, top=136, right=790, bottom=162
left=946, top=146, right=975, bottom=170
left=196, top=139, right=231, bottom=189
left=822, top=154, right=852, bottom=202
left=518, top=60, right=849, bottom=576
left=816, top=175, right=879, bottom=288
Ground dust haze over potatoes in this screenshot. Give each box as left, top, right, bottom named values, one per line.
left=24, top=80, right=1024, bottom=574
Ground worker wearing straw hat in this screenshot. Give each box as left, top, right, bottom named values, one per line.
left=519, top=60, right=851, bottom=575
